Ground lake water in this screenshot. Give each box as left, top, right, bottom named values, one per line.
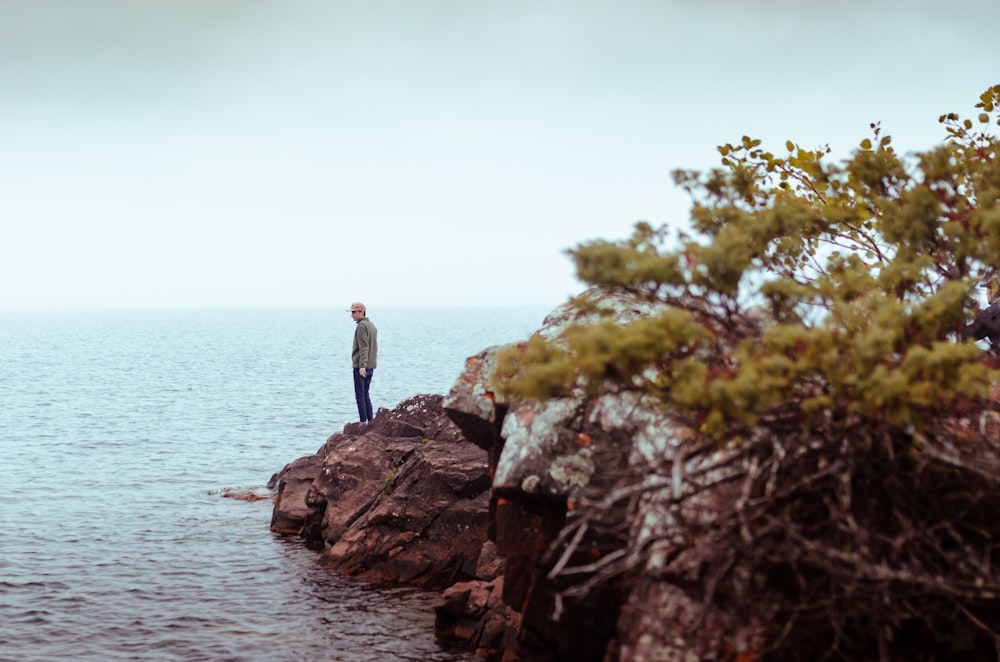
left=0, top=306, right=550, bottom=661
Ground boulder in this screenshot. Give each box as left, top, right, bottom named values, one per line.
left=270, top=453, right=324, bottom=536
left=320, top=432, right=492, bottom=588
left=434, top=575, right=521, bottom=661
left=270, top=393, right=493, bottom=589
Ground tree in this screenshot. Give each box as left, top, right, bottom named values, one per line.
left=495, top=86, right=1000, bottom=660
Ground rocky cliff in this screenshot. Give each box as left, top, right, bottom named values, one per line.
left=270, top=293, right=736, bottom=661
left=270, top=393, right=497, bottom=590
left=270, top=391, right=524, bottom=660
left=273, top=286, right=1000, bottom=661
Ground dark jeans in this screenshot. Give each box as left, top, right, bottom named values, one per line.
left=353, top=367, right=375, bottom=422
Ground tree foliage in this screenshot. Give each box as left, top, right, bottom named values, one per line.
left=494, top=86, right=1000, bottom=660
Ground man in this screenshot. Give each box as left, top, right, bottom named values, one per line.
left=348, top=302, right=378, bottom=422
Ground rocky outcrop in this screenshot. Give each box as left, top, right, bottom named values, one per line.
left=274, top=289, right=1000, bottom=660
left=270, top=393, right=500, bottom=590
left=434, top=544, right=522, bottom=661
left=439, top=291, right=687, bottom=661
left=271, top=291, right=729, bottom=661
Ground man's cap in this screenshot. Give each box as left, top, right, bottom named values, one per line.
left=347, top=302, right=366, bottom=313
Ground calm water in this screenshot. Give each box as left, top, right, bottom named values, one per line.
left=0, top=307, right=549, bottom=662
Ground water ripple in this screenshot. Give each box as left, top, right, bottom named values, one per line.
left=1, top=308, right=545, bottom=661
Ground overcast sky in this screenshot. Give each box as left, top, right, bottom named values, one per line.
left=1, top=0, right=997, bottom=311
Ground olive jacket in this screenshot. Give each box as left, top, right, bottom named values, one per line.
left=352, top=317, right=378, bottom=369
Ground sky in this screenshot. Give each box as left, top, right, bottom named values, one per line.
left=1, top=0, right=998, bottom=311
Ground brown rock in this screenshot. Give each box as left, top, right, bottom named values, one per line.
left=320, top=434, right=491, bottom=589
left=435, top=575, right=522, bottom=661
left=271, top=394, right=493, bottom=589
left=269, top=454, right=323, bottom=535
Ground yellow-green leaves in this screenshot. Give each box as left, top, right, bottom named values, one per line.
left=979, top=86, right=999, bottom=113
left=498, top=87, right=1000, bottom=448
left=494, top=307, right=709, bottom=402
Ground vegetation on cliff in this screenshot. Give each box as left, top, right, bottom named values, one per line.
left=495, top=86, right=1000, bottom=660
